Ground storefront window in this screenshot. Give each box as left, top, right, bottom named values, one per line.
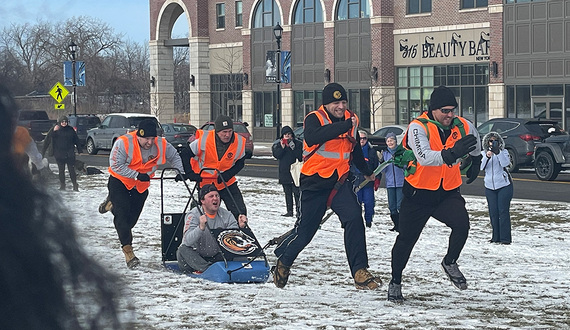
left=506, top=86, right=515, bottom=118
left=398, top=89, right=409, bottom=123
left=515, top=86, right=531, bottom=118
left=398, top=68, right=408, bottom=87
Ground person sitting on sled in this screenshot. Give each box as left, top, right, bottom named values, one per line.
left=177, top=184, right=248, bottom=274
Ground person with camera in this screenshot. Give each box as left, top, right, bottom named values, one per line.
left=272, top=125, right=303, bottom=217
left=480, top=131, right=513, bottom=245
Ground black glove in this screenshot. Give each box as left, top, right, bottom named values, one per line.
left=217, top=172, right=232, bottom=184
left=490, top=140, right=500, bottom=155
left=466, top=155, right=482, bottom=184
left=175, top=173, right=185, bottom=182
left=441, top=134, right=478, bottom=166
left=137, top=173, right=151, bottom=181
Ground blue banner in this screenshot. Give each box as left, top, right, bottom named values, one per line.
left=64, top=61, right=86, bottom=86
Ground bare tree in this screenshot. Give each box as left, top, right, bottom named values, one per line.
left=210, top=46, right=243, bottom=120
left=173, top=47, right=190, bottom=114
left=368, top=63, right=389, bottom=132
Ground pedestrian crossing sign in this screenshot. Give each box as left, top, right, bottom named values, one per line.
left=55, top=103, right=65, bottom=110
left=49, top=82, right=69, bottom=103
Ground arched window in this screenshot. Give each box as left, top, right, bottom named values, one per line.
left=336, top=0, right=370, bottom=20
left=293, top=0, right=323, bottom=24
left=252, top=0, right=281, bottom=28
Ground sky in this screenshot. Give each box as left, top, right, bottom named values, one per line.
left=41, top=149, right=570, bottom=328
left=0, top=0, right=188, bottom=44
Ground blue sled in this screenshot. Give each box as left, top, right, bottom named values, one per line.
left=164, top=260, right=270, bottom=283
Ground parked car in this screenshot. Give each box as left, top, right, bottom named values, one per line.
left=293, top=126, right=304, bottom=141
left=85, top=113, right=162, bottom=155
left=67, top=114, right=101, bottom=147
left=372, top=124, right=407, bottom=143
left=17, top=110, right=57, bottom=142
left=533, top=129, right=570, bottom=181
left=200, top=121, right=254, bottom=158
left=162, top=123, right=197, bottom=150
left=477, top=118, right=565, bottom=172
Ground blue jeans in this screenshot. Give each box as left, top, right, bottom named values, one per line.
left=356, top=185, right=375, bottom=224
left=485, top=184, right=513, bottom=243
left=386, top=187, right=403, bottom=215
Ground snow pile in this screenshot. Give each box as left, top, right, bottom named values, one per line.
left=61, top=169, right=570, bottom=329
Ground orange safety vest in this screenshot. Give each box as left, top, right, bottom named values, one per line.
left=301, top=106, right=357, bottom=178
left=190, top=129, right=246, bottom=189
left=12, top=126, right=33, bottom=155
left=108, top=131, right=167, bottom=193
left=403, top=113, right=471, bottom=191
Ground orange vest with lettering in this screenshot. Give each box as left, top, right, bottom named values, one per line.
left=301, top=106, right=357, bottom=178
left=190, top=130, right=246, bottom=189
left=108, top=131, right=167, bottom=193
left=403, top=113, right=471, bottom=191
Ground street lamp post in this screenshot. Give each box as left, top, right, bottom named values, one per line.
left=273, top=23, right=283, bottom=139
left=69, top=40, right=78, bottom=116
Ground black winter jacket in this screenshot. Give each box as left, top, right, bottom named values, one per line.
left=50, top=125, right=81, bottom=160
left=272, top=137, right=303, bottom=184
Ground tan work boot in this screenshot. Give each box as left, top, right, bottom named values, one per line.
left=98, top=196, right=113, bottom=214
left=354, top=268, right=382, bottom=290
left=272, top=259, right=291, bottom=288
left=122, top=245, right=140, bottom=269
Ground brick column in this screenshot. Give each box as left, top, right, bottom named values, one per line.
left=188, top=37, right=212, bottom=126
left=149, top=40, right=175, bottom=122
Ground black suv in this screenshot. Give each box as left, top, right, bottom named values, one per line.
left=67, top=114, right=101, bottom=147
left=477, top=118, right=564, bottom=172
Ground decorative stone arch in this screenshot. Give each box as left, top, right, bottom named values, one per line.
left=149, top=0, right=211, bottom=125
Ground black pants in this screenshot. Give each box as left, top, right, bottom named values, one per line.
left=56, top=157, right=77, bottom=187
left=217, top=182, right=247, bottom=219
left=282, top=183, right=300, bottom=215
left=274, top=179, right=369, bottom=277
left=390, top=184, right=470, bottom=284
left=108, top=176, right=148, bottom=247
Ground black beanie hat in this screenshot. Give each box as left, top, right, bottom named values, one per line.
left=136, top=119, right=157, bottom=137
left=59, top=115, right=69, bottom=123
left=322, top=83, right=347, bottom=105
left=429, top=86, right=458, bottom=112
left=215, top=115, right=233, bottom=132
left=281, top=125, right=293, bottom=138
left=199, top=184, right=218, bottom=201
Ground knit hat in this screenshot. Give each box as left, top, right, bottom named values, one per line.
left=429, top=86, right=458, bottom=112
left=322, top=82, right=347, bottom=105
left=199, top=184, right=218, bottom=201
left=385, top=132, right=397, bottom=143
left=214, top=115, right=233, bottom=132
left=59, top=115, right=69, bottom=123
left=136, top=119, right=157, bottom=137
left=281, top=125, right=293, bottom=138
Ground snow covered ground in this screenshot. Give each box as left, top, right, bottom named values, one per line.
left=58, top=166, right=569, bottom=329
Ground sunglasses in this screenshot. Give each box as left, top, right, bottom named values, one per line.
left=360, top=137, right=367, bottom=140
left=439, top=107, right=456, bottom=114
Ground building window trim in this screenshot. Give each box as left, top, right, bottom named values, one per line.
left=216, top=3, right=226, bottom=30
left=235, top=1, right=243, bottom=27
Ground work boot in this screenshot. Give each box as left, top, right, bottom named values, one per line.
left=390, top=213, right=400, bottom=232
left=281, top=212, right=294, bottom=217
left=354, top=268, right=382, bottom=290
left=73, top=183, right=79, bottom=192
left=272, top=259, right=291, bottom=288
left=387, top=282, right=405, bottom=303
left=98, top=196, right=113, bottom=214
left=59, top=183, right=65, bottom=190
left=122, top=245, right=140, bottom=269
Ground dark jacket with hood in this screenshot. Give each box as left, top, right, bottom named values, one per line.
left=43, top=123, right=81, bottom=160
left=272, top=126, right=303, bottom=184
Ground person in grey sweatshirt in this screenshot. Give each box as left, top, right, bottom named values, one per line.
left=177, top=184, right=248, bottom=273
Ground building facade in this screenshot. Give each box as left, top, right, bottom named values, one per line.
left=149, top=0, right=568, bottom=143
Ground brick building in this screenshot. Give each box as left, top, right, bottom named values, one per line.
left=149, top=0, right=570, bottom=143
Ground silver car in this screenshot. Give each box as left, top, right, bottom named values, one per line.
left=85, top=113, right=162, bottom=155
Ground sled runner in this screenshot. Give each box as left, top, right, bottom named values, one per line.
left=159, top=168, right=270, bottom=283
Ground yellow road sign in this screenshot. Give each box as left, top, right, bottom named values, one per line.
left=49, top=82, right=69, bottom=103
left=55, top=103, right=65, bottom=110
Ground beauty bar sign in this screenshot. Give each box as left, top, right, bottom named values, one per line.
left=394, top=28, right=490, bottom=66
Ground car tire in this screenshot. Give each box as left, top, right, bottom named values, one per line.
left=506, top=148, right=519, bottom=173
left=86, top=138, right=98, bottom=155
left=534, top=151, right=561, bottom=181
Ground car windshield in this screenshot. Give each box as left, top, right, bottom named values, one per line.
left=77, top=117, right=100, bottom=126
left=233, top=124, right=249, bottom=133
left=129, top=117, right=157, bottom=128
